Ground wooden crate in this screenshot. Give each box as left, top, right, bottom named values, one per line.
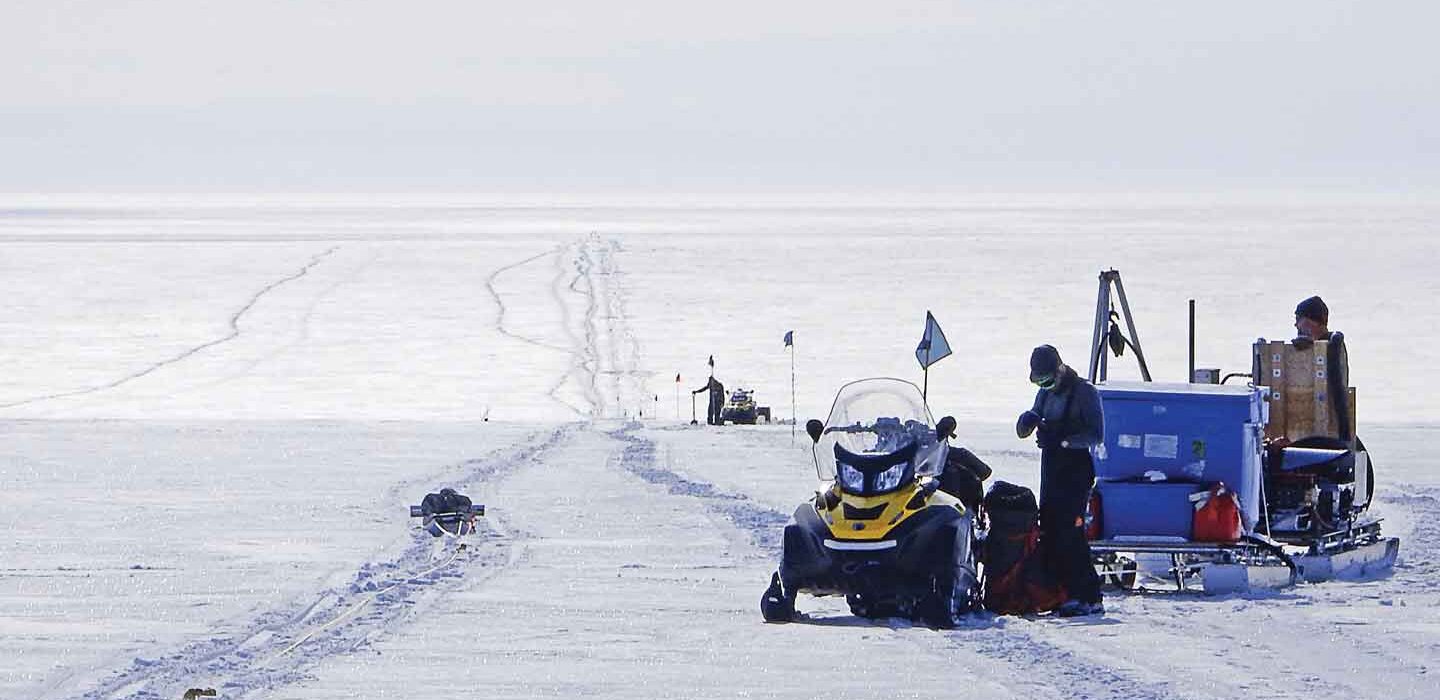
left=1255, top=340, right=1356, bottom=442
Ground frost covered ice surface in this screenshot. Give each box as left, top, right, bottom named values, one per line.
left=1, top=196, right=1438, bottom=699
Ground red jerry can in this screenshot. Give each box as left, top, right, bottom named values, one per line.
left=1191, top=483, right=1243, bottom=542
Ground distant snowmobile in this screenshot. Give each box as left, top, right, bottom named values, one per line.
left=720, top=388, right=759, bottom=425
left=761, top=378, right=981, bottom=628
left=409, top=488, right=485, bottom=538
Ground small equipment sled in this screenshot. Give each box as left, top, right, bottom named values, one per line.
left=410, top=488, right=486, bottom=538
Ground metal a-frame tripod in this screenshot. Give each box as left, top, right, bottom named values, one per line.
left=1087, top=269, right=1153, bottom=383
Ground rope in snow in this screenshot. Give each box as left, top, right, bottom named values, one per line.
left=263, top=539, right=467, bottom=664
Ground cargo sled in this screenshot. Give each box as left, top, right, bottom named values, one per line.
left=1086, top=381, right=1396, bottom=593
left=1080, top=272, right=1398, bottom=594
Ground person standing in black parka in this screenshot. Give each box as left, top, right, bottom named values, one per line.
left=1015, top=344, right=1106, bottom=617
left=693, top=376, right=725, bottom=426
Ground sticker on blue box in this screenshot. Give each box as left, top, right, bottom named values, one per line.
left=1144, top=434, right=1179, bottom=459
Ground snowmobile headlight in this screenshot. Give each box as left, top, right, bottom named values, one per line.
left=874, top=462, right=908, bottom=492
left=837, top=462, right=865, bottom=491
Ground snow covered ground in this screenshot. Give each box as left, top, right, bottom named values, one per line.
left=1, top=197, right=1437, bottom=699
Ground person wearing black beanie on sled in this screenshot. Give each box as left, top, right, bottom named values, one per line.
left=1294, top=295, right=1354, bottom=445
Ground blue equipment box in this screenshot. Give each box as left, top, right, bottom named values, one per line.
left=1094, top=381, right=1266, bottom=534
left=1096, top=481, right=1199, bottom=539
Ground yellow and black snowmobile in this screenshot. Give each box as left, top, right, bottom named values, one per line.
left=761, top=378, right=979, bottom=627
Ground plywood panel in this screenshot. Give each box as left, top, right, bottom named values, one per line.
left=1255, top=339, right=1353, bottom=443
left=1259, top=341, right=1287, bottom=441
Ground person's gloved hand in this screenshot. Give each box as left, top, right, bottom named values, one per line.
left=1016, top=410, right=1043, bottom=438
left=1035, top=425, right=1056, bottom=450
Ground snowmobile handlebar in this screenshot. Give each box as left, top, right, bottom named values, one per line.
left=823, top=418, right=954, bottom=441
left=822, top=424, right=879, bottom=435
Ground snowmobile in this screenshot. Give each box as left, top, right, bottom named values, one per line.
left=409, top=488, right=486, bottom=538
left=720, top=388, right=759, bottom=425
left=761, top=378, right=980, bottom=627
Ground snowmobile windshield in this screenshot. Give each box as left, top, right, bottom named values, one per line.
left=813, top=378, right=947, bottom=486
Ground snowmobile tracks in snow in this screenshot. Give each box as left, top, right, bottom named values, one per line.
left=70, top=426, right=572, bottom=700
left=1378, top=485, right=1439, bottom=582
left=552, top=236, right=646, bottom=420
left=485, top=236, right=643, bottom=419
left=1, top=246, right=340, bottom=410
left=607, top=425, right=789, bottom=553
left=955, top=626, right=1178, bottom=700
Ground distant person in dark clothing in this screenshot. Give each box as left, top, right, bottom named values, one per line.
left=693, top=377, right=725, bottom=425
left=1016, top=344, right=1105, bottom=617
left=1294, top=295, right=1352, bottom=443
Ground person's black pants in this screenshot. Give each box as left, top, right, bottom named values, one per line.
left=708, top=398, right=723, bottom=425
left=1039, top=450, right=1102, bottom=604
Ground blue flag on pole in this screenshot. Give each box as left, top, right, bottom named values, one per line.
left=915, top=311, right=952, bottom=369
left=783, top=330, right=794, bottom=347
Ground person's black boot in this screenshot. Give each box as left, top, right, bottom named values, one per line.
left=1056, top=599, right=1105, bottom=617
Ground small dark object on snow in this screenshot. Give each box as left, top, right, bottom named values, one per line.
left=410, top=488, right=485, bottom=537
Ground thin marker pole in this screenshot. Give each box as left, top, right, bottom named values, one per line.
left=790, top=340, right=797, bottom=442
left=1188, top=299, right=1196, bottom=383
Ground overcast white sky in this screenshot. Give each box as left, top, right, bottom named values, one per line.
left=3, top=1, right=1437, bottom=193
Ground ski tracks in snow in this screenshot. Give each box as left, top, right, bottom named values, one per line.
left=483, top=245, right=573, bottom=357
left=208, top=246, right=381, bottom=387
left=484, top=239, right=598, bottom=417
left=64, top=427, right=572, bottom=700
left=1, top=246, right=339, bottom=410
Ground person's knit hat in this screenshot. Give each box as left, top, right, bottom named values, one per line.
left=1295, top=296, right=1329, bottom=324
left=1029, top=344, right=1062, bottom=384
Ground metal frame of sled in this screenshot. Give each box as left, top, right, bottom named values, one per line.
left=1090, top=518, right=1399, bottom=595
left=1090, top=536, right=1296, bottom=594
